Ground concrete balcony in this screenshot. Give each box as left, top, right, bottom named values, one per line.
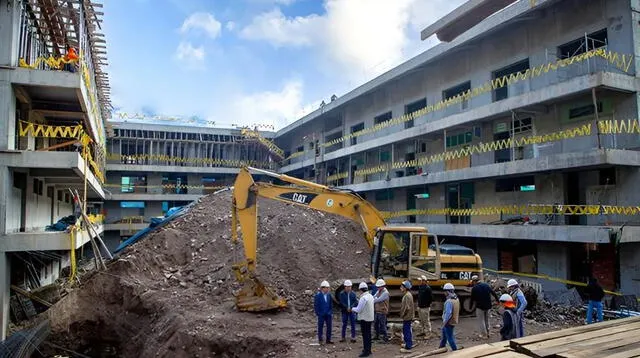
left=106, top=164, right=242, bottom=174
left=0, top=150, right=104, bottom=199
left=108, top=193, right=202, bottom=201
left=0, top=224, right=104, bottom=252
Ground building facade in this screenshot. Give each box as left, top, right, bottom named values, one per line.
left=0, top=0, right=109, bottom=339
left=274, top=0, right=640, bottom=295
left=102, top=122, right=274, bottom=250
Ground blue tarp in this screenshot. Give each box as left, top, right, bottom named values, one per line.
left=113, top=205, right=190, bottom=254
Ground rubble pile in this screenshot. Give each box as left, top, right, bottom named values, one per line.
left=46, top=191, right=371, bottom=357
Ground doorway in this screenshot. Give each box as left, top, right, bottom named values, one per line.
left=447, top=183, right=473, bottom=224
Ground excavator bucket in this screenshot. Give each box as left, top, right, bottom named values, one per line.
left=235, top=275, right=287, bottom=312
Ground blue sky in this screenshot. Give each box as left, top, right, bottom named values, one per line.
left=102, top=0, right=465, bottom=129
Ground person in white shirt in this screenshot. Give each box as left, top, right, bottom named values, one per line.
left=351, top=282, right=375, bottom=357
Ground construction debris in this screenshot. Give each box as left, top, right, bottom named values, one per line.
left=44, top=191, right=371, bottom=357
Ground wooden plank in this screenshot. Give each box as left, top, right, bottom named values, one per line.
left=533, top=327, right=640, bottom=357
left=519, top=322, right=640, bottom=354
left=510, top=316, right=640, bottom=348
left=445, top=343, right=511, bottom=358
left=560, top=341, right=640, bottom=358
left=602, top=345, right=640, bottom=358
left=484, top=352, right=531, bottom=358
left=10, top=285, right=52, bottom=307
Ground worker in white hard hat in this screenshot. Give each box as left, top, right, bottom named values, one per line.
left=338, top=280, right=357, bottom=343
left=372, top=278, right=390, bottom=343
left=507, top=279, right=527, bottom=338
left=399, top=281, right=416, bottom=353
left=498, top=294, right=520, bottom=340
left=471, top=275, right=499, bottom=339
left=438, top=283, right=459, bottom=351
left=352, top=282, right=375, bottom=357
left=314, top=280, right=334, bottom=344
left=417, top=275, right=433, bottom=335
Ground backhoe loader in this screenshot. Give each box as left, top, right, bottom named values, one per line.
left=231, top=166, right=483, bottom=315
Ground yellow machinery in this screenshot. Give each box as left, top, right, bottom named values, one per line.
left=231, top=166, right=483, bottom=314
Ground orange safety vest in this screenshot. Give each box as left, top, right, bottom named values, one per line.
left=66, top=48, right=79, bottom=61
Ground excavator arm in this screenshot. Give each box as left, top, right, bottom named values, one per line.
left=231, top=166, right=391, bottom=312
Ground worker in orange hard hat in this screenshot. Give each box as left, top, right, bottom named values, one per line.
left=63, top=46, right=79, bottom=73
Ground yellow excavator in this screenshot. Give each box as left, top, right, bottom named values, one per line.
left=231, top=166, right=483, bottom=315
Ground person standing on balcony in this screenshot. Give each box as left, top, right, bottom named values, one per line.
left=64, top=46, right=79, bottom=73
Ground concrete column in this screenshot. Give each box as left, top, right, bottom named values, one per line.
left=0, top=80, right=16, bottom=151
left=619, top=242, right=640, bottom=297
left=476, top=239, right=499, bottom=270
left=0, top=0, right=21, bottom=66
left=536, top=242, right=569, bottom=292
left=0, top=253, right=9, bottom=340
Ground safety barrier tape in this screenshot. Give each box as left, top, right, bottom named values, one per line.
left=483, top=268, right=623, bottom=297
left=80, top=59, right=106, bottom=145
left=320, top=48, right=633, bottom=149
left=328, top=119, right=639, bottom=180
left=106, top=153, right=272, bottom=169
left=87, top=214, right=104, bottom=224
left=18, top=56, right=76, bottom=70
left=326, top=172, right=349, bottom=182
left=241, top=128, right=285, bottom=158
left=381, top=204, right=640, bottom=219
left=104, top=183, right=229, bottom=190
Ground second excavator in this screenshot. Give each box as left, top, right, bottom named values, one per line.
left=231, top=166, right=483, bottom=315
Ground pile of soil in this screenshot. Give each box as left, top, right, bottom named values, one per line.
left=46, top=192, right=371, bottom=357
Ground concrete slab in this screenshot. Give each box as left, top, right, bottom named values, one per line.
left=104, top=223, right=148, bottom=232
left=425, top=223, right=612, bottom=243
left=0, top=151, right=105, bottom=198
left=109, top=121, right=276, bottom=138
left=108, top=193, right=203, bottom=201
left=279, top=72, right=640, bottom=173
left=0, top=225, right=104, bottom=252
left=620, top=226, right=640, bottom=243
left=340, top=149, right=640, bottom=192
left=106, top=164, right=242, bottom=174
left=5, top=67, right=80, bottom=89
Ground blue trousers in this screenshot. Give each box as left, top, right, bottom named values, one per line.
left=403, top=320, right=413, bottom=350
left=341, top=312, right=356, bottom=339
left=517, top=311, right=525, bottom=337
left=587, top=300, right=604, bottom=324
left=317, top=314, right=332, bottom=342
left=374, top=313, right=388, bottom=339
left=439, top=325, right=457, bottom=351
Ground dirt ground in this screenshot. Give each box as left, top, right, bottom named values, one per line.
left=39, top=191, right=583, bottom=357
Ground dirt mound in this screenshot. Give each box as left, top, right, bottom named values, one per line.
left=46, top=192, right=371, bottom=358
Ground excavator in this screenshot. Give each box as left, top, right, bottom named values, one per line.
left=230, top=166, right=483, bottom=315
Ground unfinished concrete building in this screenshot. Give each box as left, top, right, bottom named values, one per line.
left=102, top=122, right=275, bottom=249
left=0, top=0, right=109, bottom=339
left=275, top=0, right=640, bottom=295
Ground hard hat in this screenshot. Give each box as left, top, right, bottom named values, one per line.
left=420, top=275, right=427, bottom=281
left=507, top=279, right=518, bottom=287
left=375, top=279, right=386, bottom=287
left=358, top=282, right=368, bottom=290
left=471, top=275, right=479, bottom=281
left=344, top=280, right=352, bottom=287
left=320, top=280, right=330, bottom=288
left=443, top=283, right=455, bottom=290
left=402, top=281, right=412, bottom=289
left=499, top=294, right=513, bottom=302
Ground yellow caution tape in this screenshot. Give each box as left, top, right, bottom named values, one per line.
left=19, top=56, right=77, bottom=70
left=483, top=268, right=623, bottom=296
left=381, top=204, right=640, bottom=218
left=350, top=120, right=638, bottom=179
left=19, top=121, right=84, bottom=139
left=80, top=60, right=106, bottom=145
left=87, top=214, right=104, bottom=224
left=318, top=48, right=633, bottom=149
left=106, top=153, right=271, bottom=169
left=241, top=128, right=285, bottom=158
left=104, top=183, right=229, bottom=190
left=327, top=172, right=349, bottom=182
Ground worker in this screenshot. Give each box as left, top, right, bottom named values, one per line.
left=63, top=46, right=79, bottom=72
left=438, top=283, right=459, bottom=351
left=416, top=275, right=433, bottom=335
left=399, top=281, right=415, bottom=353
left=314, top=280, right=334, bottom=345
left=352, top=282, right=375, bottom=357
left=373, top=278, right=390, bottom=343
left=498, top=294, right=521, bottom=340
left=585, top=277, right=604, bottom=324
left=471, top=275, right=499, bottom=338
left=507, top=279, right=527, bottom=338
left=339, top=280, right=357, bottom=342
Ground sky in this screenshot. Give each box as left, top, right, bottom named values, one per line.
left=102, top=0, right=466, bottom=130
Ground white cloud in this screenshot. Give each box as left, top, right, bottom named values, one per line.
left=174, top=41, right=206, bottom=68
left=240, top=8, right=321, bottom=47
left=180, top=12, right=222, bottom=39
left=225, top=21, right=236, bottom=31
left=240, top=0, right=465, bottom=84
left=221, top=79, right=310, bottom=129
